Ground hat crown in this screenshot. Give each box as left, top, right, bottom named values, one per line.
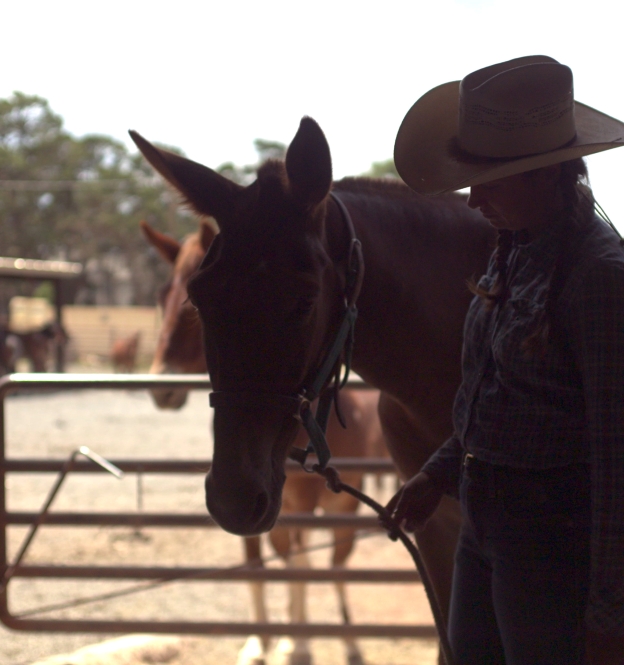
left=458, top=56, right=576, bottom=158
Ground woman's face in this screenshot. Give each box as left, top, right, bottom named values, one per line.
left=467, top=166, right=561, bottom=237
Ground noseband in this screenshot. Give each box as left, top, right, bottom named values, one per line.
left=209, top=191, right=364, bottom=470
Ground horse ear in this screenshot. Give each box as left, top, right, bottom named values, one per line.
left=129, top=131, right=243, bottom=224
left=285, top=117, right=332, bottom=208
left=199, top=220, right=218, bottom=253
left=140, top=220, right=180, bottom=265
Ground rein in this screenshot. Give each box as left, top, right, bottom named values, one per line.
left=311, top=463, right=456, bottom=665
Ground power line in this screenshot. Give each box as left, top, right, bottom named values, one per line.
left=0, top=180, right=130, bottom=192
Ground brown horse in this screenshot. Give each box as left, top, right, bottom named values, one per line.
left=0, top=328, right=21, bottom=374
left=130, top=118, right=495, bottom=659
left=141, top=220, right=388, bottom=665
left=4, top=322, right=69, bottom=372
left=110, top=331, right=142, bottom=372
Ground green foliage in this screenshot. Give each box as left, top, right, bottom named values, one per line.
left=216, top=139, right=287, bottom=185
left=32, top=281, right=54, bottom=303
left=363, top=158, right=400, bottom=179
left=254, top=139, right=286, bottom=162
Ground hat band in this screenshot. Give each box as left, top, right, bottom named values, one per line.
left=458, top=93, right=576, bottom=158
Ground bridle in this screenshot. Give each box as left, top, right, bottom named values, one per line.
left=208, top=191, right=364, bottom=470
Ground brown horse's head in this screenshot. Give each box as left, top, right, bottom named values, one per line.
left=131, top=118, right=351, bottom=534
left=142, top=220, right=216, bottom=408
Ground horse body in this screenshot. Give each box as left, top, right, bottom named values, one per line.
left=130, top=118, right=495, bottom=656
left=335, top=183, right=493, bottom=472
left=0, top=322, right=68, bottom=373
left=0, top=328, right=22, bottom=374
left=142, top=219, right=389, bottom=665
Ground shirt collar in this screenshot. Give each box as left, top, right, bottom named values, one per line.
left=513, top=218, right=562, bottom=265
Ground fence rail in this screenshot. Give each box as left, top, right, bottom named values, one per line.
left=0, top=374, right=436, bottom=639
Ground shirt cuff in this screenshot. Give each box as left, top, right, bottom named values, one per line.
left=421, top=436, right=463, bottom=500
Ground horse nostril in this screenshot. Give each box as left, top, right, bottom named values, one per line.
left=204, top=471, right=276, bottom=533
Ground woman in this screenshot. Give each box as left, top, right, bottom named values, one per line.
left=388, top=56, right=624, bottom=664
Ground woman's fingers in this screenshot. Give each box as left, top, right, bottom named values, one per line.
left=383, top=472, right=442, bottom=532
left=385, top=486, right=405, bottom=516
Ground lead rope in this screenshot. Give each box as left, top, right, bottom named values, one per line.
left=309, top=462, right=456, bottom=665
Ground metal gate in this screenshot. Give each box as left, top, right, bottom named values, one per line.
left=0, top=374, right=435, bottom=639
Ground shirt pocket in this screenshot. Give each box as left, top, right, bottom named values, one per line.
left=492, top=297, right=544, bottom=366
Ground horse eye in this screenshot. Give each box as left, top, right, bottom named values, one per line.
left=288, top=296, right=315, bottom=322
left=186, top=279, right=200, bottom=308
left=183, top=296, right=198, bottom=312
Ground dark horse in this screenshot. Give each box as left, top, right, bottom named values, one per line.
left=130, top=118, right=495, bottom=651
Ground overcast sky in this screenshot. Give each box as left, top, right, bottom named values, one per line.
left=3, top=0, right=624, bottom=227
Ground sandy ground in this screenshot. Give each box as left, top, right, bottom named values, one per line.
left=0, top=379, right=438, bottom=665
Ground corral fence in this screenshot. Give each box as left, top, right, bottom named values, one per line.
left=0, top=374, right=436, bottom=639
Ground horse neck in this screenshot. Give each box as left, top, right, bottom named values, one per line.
left=328, top=183, right=494, bottom=405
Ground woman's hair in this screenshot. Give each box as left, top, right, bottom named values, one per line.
left=470, top=157, right=594, bottom=354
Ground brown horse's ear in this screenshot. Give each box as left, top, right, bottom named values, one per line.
left=140, top=220, right=180, bottom=265
left=285, top=117, right=332, bottom=208
left=129, top=131, right=243, bottom=224
left=199, top=220, right=218, bottom=253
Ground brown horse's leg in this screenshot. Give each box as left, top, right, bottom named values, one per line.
left=269, top=526, right=313, bottom=665
left=237, top=536, right=269, bottom=665
left=321, top=474, right=365, bottom=665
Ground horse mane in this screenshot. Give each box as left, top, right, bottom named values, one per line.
left=334, top=176, right=468, bottom=203
left=256, top=160, right=468, bottom=205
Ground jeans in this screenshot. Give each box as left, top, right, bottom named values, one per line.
left=448, top=455, right=591, bottom=665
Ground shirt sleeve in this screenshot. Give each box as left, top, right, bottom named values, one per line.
left=421, top=434, right=463, bottom=499
left=567, top=259, right=624, bottom=634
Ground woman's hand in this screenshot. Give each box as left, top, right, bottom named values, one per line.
left=384, top=472, right=444, bottom=532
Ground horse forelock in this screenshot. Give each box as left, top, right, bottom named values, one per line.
left=218, top=160, right=324, bottom=260
left=256, top=160, right=289, bottom=198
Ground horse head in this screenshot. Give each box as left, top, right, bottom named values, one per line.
left=131, top=118, right=354, bottom=535
left=142, top=220, right=216, bottom=408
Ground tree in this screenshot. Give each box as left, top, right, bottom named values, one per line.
left=363, top=158, right=400, bottom=179
left=0, top=92, right=196, bottom=306
left=216, top=139, right=286, bottom=185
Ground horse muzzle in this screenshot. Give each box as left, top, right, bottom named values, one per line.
left=206, top=395, right=299, bottom=535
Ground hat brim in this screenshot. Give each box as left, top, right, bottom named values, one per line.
left=394, top=81, right=624, bottom=195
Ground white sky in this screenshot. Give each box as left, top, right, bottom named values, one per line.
left=2, top=0, right=624, bottom=228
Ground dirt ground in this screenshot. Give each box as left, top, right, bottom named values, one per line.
left=1, top=379, right=438, bottom=665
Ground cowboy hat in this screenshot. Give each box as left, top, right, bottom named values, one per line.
left=394, top=55, right=624, bottom=195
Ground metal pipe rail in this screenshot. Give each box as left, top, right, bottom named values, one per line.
left=3, top=512, right=386, bottom=529
left=10, top=565, right=419, bottom=582
left=0, top=374, right=434, bottom=639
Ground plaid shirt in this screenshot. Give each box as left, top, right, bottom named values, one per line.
left=423, top=213, right=624, bottom=633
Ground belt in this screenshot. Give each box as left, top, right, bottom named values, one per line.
left=462, top=451, right=589, bottom=481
